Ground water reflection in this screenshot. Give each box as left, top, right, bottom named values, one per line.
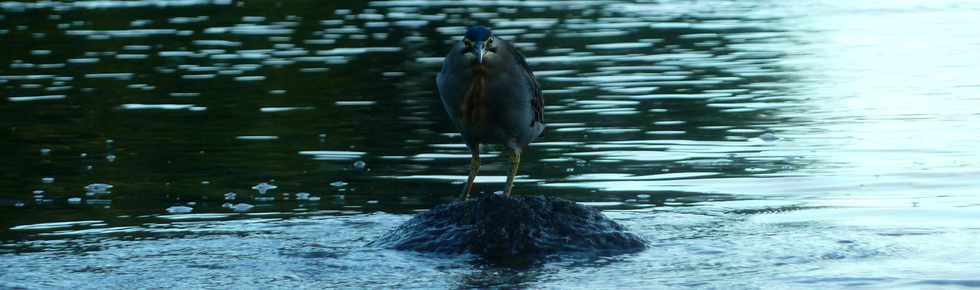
left=3, top=0, right=980, bottom=288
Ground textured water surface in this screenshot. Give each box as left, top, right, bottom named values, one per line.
left=2, top=0, right=980, bottom=289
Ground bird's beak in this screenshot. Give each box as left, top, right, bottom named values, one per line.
left=474, top=42, right=486, bottom=64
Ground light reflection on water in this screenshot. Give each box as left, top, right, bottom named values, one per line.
left=2, top=0, right=980, bottom=288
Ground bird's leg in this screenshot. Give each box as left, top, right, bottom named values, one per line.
left=461, top=144, right=480, bottom=200
left=504, top=150, right=521, bottom=197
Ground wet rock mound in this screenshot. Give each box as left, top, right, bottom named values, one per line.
left=370, top=195, right=647, bottom=258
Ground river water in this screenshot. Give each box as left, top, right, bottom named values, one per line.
left=2, top=0, right=979, bottom=289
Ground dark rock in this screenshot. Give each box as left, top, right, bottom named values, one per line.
left=369, top=195, right=647, bottom=259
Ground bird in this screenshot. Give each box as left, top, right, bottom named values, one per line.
left=436, top=26, right=545, bottom=200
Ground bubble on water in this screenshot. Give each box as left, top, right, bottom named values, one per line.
left=67, top=197, right=82, bottom=204
left=106, top=154, right=117, bottom=162
left=255, top=196, right=275, bottom=202
left=259, top=107, right=313, bottom=113
left=84, top=183, right=113, bottom=193
left=105, top=139, right=114, bottom=144
left=167, top=205, right=194, bottom=214
left=200, top=180, right=210, bottom=185
left=353, top=160, right=367, bottom=171
left=224, top=192, right=237, bottom=200
left=242, top=16, right=266, bottom=22
left=759, top=132, right=779, bottom=142
left=186, top=201, right=196, bottom=206
left=587, top=42, right=654, bottom=50
left=366, top=200, right=379, bottom=204
left=40, top=148, right=51, bottom=156
left=234, top=76, right=266, bottom=82
left=334, top=100, right=377, bottom=106
left=236, top=135, right=278, bottom=141
left=86, top=199, right=111, bottom=206
left=637, top=194, right=652, bottom=199
left=32, top=189, right=44, bottom=195
left=252, top=182, right=278, bottom=194
left=41, top=177, right=55, bottom=184
left=494, top=191, right=504, bottom=196
left=295, top=192, right=311, bottom=200
left=14, top=201, right=25, bottom=208
left=307, top=196, right=321, bottom=201
left=80, top=153, right=88, bottom=158
left=166, top=206, right=193, bottom=214
left=227, top=203, right=254, bottom=212
left=330, top=181, right=348, bottom=188
left=9, top=94, right=66, bottom=102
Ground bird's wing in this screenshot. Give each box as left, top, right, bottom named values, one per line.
left=512, top=46, right=544, bottom=125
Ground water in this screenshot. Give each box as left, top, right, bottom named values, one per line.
left=2, top=0, right=980, bottom=288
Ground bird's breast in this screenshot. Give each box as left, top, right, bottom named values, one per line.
left=460, top=71, right=488, bottom=128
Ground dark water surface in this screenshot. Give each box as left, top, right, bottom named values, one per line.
left=3, top=0, right=980, bottom=289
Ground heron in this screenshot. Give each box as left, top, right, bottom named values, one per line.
left=436, top=26, right=545, bottom=199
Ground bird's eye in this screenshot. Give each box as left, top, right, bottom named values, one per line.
left=486, top=38, right=493, bottom=46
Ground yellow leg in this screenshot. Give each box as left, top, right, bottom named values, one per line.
left=504, top=150, right=521, bottom=197
left=462, top=145, right=480, bottom=200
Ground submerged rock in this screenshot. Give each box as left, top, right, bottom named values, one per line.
left=370, top=195, right=646, bottom=259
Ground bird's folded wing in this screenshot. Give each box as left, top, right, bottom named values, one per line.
left=513, top=48, right=544, bottom=126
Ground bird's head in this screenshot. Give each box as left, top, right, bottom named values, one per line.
left=461, top=26, right=497, bottom=65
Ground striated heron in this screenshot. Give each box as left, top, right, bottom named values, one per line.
left=436, top=26, right=545, bottom=199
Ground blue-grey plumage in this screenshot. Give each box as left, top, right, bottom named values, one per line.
left=436, top=26, right=545, bottom=199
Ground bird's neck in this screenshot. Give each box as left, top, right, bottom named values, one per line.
left=470, top=64, right=489, bottom=75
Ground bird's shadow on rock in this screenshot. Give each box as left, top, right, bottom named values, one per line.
left=368, top=194, right=647, bottom=266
